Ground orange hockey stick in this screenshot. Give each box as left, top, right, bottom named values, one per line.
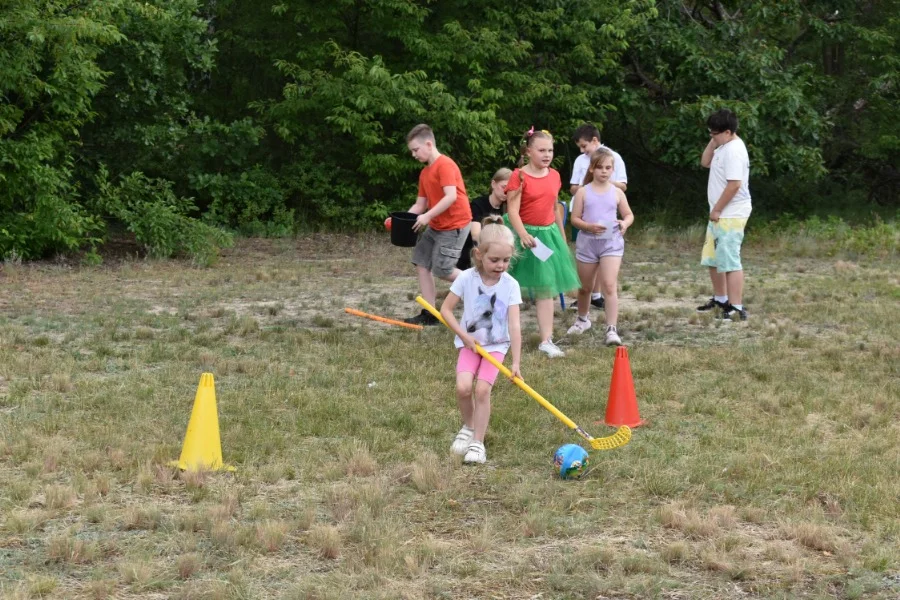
left=344, top=308, right=424, bottom=331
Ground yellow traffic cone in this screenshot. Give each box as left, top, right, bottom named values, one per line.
left=170, top=373, right=234, bottom=472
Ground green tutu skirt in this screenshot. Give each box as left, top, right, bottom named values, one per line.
left=505, top=219, right=580, bottom=299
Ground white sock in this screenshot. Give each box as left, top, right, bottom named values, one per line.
left=607, top=325, right=617, bottom=332
left=714, top=295, right=728, bottom=303
left=732, top=304, right=743, bottom=310
left=592, top=293, right=603, bottom=300
left=577, top=315, right=589, bottom=322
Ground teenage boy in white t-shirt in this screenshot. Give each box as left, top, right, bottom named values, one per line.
left=697, top=109, right=752, bottom=321
left=569, top=123, right=628, bottom=310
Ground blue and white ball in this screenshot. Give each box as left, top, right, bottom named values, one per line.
left=554, top=444, right=589, bottom=479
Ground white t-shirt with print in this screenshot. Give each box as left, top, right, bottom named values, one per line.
left=708, top=137, right=752, bottom=218
left=570, top=144, right=628, bottom=187
left=449, top=269, right=522, bottom=354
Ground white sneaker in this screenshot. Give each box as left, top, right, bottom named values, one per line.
left=567, top=316, right=591, bottom=335
left=604, top=326, right=623, bottom=346
left=538, top=340, right=565, bottom=358
left=450, top=426, right=474, bottom=455
left=463, top=441, right=486, bottom=464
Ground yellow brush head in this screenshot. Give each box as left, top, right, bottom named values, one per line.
left=590, top=426, right=632, bottom=451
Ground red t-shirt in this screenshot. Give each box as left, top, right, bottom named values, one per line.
left=505, top=168, right=561, bottom=226
left=418, top=155, right=472, bottom=230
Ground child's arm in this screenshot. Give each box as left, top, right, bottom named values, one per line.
left=710, top=181, right=741, bottom=222
left=413, top=186, right=458, bottom=232
left=408, top=195, right=427, bottom=214
left=570, top=188, right=604, bottom=235
left=506, top=185, right=535, bottom=248
left=507, top=304, right=522, bottom=380
left=616, top=189, right=635, bottom=235
left=554, top=198, right=568, bottom=243
left=700, top=138, right=717, bottom=168
left=439, top=292, right=477, bottom=351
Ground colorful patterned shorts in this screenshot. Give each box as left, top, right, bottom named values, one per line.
left=701, top=218, right=748, bottom=273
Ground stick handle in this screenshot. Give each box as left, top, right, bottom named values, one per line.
left=345, top=308, right=424, bottom=331
left=416, top=296, right=579, bottom=429
left=416, top=296, right=631, bottom=452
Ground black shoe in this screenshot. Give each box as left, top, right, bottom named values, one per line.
left=696, top=298, right=727, bottom=313
left=403, top=309, right=440, bottom=326
left=571, top=297, right=606, bottom=310
left=723, top=304, right=748, bottom=321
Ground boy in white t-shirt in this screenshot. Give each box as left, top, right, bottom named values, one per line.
left=697, top=109, right=752, bottom=321
left=569, top=123, right=628, bottom=310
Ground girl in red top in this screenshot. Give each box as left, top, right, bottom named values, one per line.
left=505, top=128, right=580, bottom=358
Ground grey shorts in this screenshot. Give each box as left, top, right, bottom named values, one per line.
left=574, top=230, right=624, bottom=263
left=412, top=224, right=472, bottom=278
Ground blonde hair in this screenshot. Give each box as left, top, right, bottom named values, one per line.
left=517, top=129, right=553, bottom=169
left=472, top=215, right=516, bottom=274
left=406, top=123, right=435, bottom=144
left=491, top=167, right=512, bottom=185
left=582, top=148, right=615, bottom=186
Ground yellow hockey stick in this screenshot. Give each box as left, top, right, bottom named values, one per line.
left=416, top=296, right=631, bottom=451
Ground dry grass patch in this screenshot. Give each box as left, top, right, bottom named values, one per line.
left=343, top=442, right=378, bottom=477
left=1, top=235, right=898, bottom=599
left=307, top=524, right=341, bottom=559
left=781, top=521, right=846, bottom=554
left=656, top=502, right=720, bottom=539
left=254, top=519, right=290, bottom=552
left=176, top=552, right=203, bottom=579
left=410, top=452, right=450, bottom=493
left=123, top=504, right=163, bottom=530
left=44, top=484, right=77, bottom=510
left=46, top=531, right=99, bottom=564
left=660, top=540, right=691, bottom=564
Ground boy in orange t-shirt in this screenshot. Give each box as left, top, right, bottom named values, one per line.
left=403, top=124, right=473, bottom=326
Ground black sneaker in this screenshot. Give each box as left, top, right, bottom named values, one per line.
left=571, top=297, right=606, bottom=310
left=403, top=309, right=440, bottom=326
left=723, top=304, right=748, bottom=321
left=696, top=298, right=727, bottom=313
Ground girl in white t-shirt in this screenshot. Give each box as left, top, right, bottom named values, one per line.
left=440, top=216, right=522, bottom=464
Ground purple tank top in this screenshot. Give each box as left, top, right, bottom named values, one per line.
left=581, top=184, right=618, bottom=227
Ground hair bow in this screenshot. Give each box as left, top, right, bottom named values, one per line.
left=526, top=126, right=535, bottom=137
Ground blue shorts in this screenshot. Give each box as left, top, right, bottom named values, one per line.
left=701, top=218, right=747, bottom=273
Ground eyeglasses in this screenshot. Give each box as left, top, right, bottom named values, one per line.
left=708, top=130, right=722, bottom=136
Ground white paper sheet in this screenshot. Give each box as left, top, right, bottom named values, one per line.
left=531, top=237, right=554, bottom=262
left=595, top=221, right=617, bottom=240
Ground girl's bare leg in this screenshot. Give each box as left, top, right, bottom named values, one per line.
left=598, top=256, right=623, bottom=326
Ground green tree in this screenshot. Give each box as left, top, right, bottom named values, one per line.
left=0, top=1, right=121, bottom=258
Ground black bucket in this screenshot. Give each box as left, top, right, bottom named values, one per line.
left=390, top=211, right=419, bottom=247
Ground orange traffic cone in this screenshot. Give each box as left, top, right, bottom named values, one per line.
left=170, top=373, right=235, bottom=472
left=604, top=347, right=645, bottom=428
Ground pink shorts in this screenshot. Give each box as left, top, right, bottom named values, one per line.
left=456, top=348, right=507, bottom=385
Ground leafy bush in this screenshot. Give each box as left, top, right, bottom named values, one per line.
left=93, top=168, right=233, bottom=265
left=192, top=167, right=293, bottom=237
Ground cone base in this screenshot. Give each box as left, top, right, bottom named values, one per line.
left=599, top=419, right=646, bottom=428
left=169, top=459, right=236, bottom=472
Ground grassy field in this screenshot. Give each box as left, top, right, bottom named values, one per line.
left=0, top=227, right=898, bottom=599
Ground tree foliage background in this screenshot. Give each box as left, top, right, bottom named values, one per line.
left=1, top=0, right=897, bottom=259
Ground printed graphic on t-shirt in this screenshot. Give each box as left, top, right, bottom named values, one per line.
left=449, top=270, right=522, bottom=354
left=464, top=287, right=509, bottom=346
